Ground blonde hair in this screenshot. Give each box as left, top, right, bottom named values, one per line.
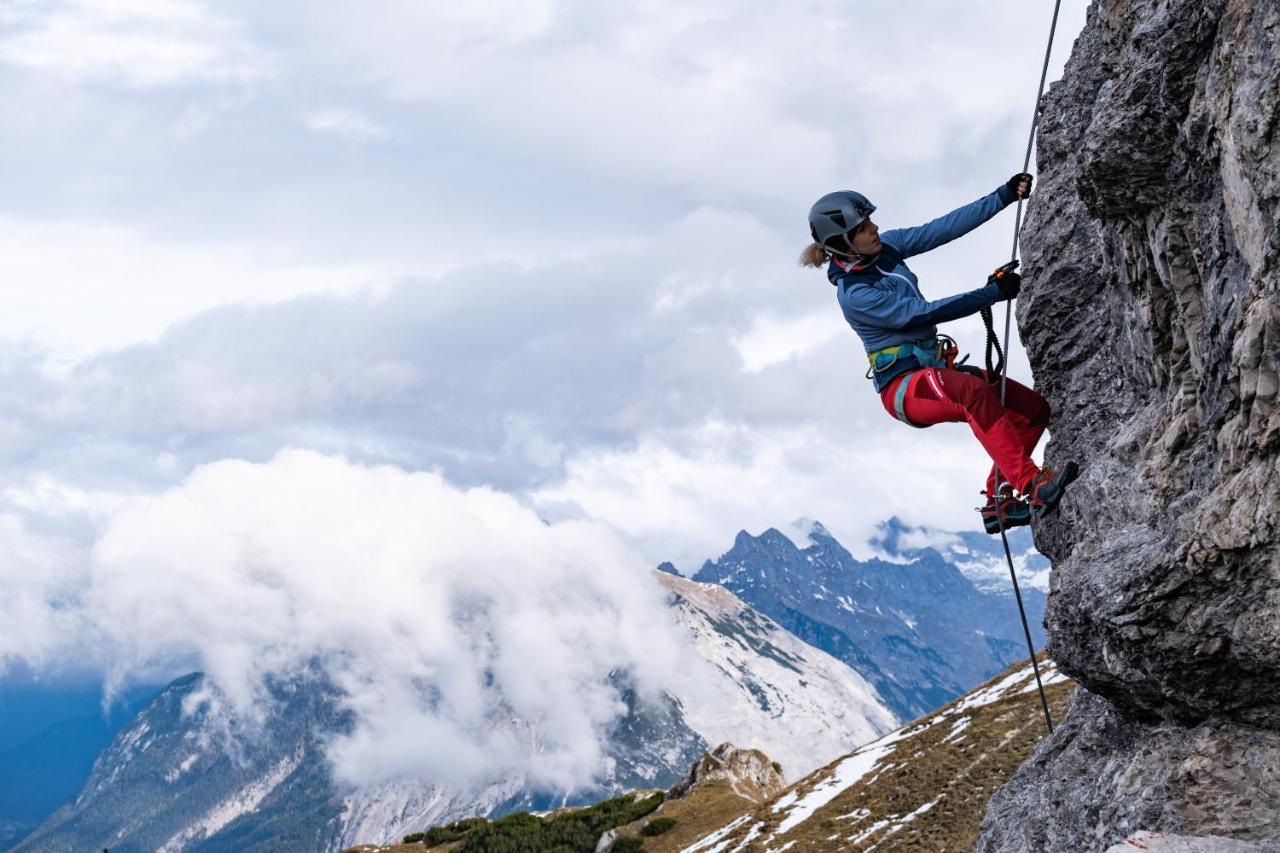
left=799, top=242, right=831, bottom=269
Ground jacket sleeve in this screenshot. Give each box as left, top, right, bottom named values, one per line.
left=842, top=280, right=1005, bottom=331
left=880, top=185, right=1016, bottom=259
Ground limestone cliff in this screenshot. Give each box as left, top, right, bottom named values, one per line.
left=977, top=0, right=1280, bottom=850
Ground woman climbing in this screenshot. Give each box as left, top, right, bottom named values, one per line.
left=801, top=174, right=1078, bottom=533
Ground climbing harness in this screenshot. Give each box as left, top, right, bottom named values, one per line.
left=865, top=334, right=963, bottom=379
left=991, top=0, right=1065, bottom=737
left=869, top=334, right=964, bottom=428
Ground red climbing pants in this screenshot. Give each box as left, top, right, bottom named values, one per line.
left=880, top=367, right=1050, bottom=495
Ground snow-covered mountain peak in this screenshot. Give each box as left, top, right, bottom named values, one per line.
left=656, top=571, right=897, bottom=781
left=693, top=522, right=1048, bottom=721
left=781, top=517, right=833, bottom=549
left=870, top=516, right=1050, bottom=594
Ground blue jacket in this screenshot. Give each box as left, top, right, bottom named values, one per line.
left=827, top=185, right=1017, bottom=391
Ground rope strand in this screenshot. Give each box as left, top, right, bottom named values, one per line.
left=992, top=0, right=1064, bottom=737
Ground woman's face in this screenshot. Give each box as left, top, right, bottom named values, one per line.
left=850, top=218, right=882, bottom=256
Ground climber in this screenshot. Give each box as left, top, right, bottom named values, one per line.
left=801, top=174, right=1078, bottom=533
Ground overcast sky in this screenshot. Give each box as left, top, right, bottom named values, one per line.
left=0, top=0, right=1088, bottom=789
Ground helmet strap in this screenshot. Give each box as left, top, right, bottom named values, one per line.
left=828, top=233, right=875, bottom=268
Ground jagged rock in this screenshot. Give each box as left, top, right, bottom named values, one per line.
left=978, top=0, right=1280, bottom=849
left=977, top=691, right=1280, bottom=851
left=667, top=743, right=784, bottom=804
left=1105, top=831, right=1280, bottom=852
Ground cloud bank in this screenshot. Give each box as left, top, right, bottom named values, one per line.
left=4, top=450, right=695, bottom=790
left=0, top=1, right=1088, bottom=791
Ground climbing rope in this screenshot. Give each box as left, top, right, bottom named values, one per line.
left=992, top=0, right=1065, bottom=737
left=979, top=306, right=1006, bottom=379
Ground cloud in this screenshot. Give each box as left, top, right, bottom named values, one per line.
left=534, top=419, right=998, bottom=572
left=0, top=513, right=90, bottom=671
left=0, top=217, right=395, bottom=360
left=732, top=311, right=845, bottom=373
left=5, top=449, right=695, bottom=790
left=0, top=0, right=266, bottom=87
left=0, top=1, right=1086, bottom=370
left=0, top=207, right=813, bottom=477
left=0, top=7, right=1089, bottom=794
left=302, top=109, right=387, bottom=142
left=0, top=199, right=1038, bottom=573
left=253, top=0, right=1087, bottom=207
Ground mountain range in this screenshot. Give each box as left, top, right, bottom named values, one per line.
left=12, top=569, right=897, bottom=851
left=6, top=517, right=1048, bottom=851
left=692, top=518, right=1046, bottom=720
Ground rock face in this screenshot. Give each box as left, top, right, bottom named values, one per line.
left=1105, top=831, right=1279, bottom=853
left=977, top=0, right=1280, bottom=849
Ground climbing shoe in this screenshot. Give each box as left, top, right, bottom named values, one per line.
left=1024, top=462, right=1080, bottom=519
left=979, top=490, right=1031, bottom=535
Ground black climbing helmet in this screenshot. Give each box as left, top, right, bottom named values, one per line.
left=808, top=190, right=876, bottom=251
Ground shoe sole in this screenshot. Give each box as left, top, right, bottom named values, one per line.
left=985, top=516, right=1031, bottom=535
left=983, top=508, right=1032, bottom=535
left=1032, top=461, right=1080, bottom=520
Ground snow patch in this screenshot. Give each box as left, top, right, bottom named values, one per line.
left=941, top=716, right=971, bottom=745
left=729, top=821, right=764, bottom=852
left=951, top=662, right=1052, bottom=714
left=1020, top=668, right=1068, bottom=692
left=682, top=814, right=752, bottom=853
left=769, top=727, right=911, bottom=838
left=159, top=747, right=302, bottom=852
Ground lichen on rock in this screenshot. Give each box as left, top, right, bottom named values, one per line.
left=976, top=0, right=1280, bottom=849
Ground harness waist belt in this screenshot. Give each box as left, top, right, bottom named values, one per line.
left=867, top=337, right=944, bottom=373
left=866, top=335, right=968, bottom=383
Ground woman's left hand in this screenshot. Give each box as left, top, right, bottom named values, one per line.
left=1006, top=173, right=1034, bottom=199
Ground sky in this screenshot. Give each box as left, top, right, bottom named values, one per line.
left=0, top=0, right=1089, bottom=791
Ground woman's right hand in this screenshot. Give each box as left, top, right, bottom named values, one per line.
left=1006, top=173, right=1034, bottom=199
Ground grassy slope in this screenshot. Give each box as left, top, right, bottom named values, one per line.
left=669, top=656, right=1074, bottom=852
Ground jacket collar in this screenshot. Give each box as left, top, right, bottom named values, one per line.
left=831, top=252, right=878, bottom=273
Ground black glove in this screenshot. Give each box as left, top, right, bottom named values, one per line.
left=1006, top=172, right=1033, bottom=199
left=989, top=268, right=1021, bottom=299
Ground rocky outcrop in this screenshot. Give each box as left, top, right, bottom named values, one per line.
left=977, top=0, right=1280, bottom=850
left=666, top=743, right=784, bottom=804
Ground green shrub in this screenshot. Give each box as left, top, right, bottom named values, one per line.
left=771, top=761, right=782, bottom=774
left=407, top=792, right=666, bottom=853
left=639, top=817, right=677, bottom=837
left=612, top=838, right=645, bottom=852
left=401, top=817, right=490, bottom=847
